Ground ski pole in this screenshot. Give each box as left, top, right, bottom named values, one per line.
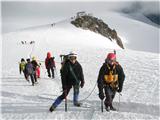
left=118, top=93, right=122, bottom=111
left=101, top=99, right=103, bottom=112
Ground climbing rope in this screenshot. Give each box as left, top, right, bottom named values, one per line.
left=80, top=82, right=97, bottom=102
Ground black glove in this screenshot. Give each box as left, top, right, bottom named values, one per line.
left=80, top=81, right=84, bottom=88
left=99, top=93, right=105, bottom=100
left=62, top=86, right=67, bottom=91
left=117, top=88, right=122, bottom=93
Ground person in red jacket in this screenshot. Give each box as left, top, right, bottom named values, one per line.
left=45, top=52, right=55, bottom=78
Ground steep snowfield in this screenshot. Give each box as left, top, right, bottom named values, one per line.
left=119, top=12, right=159, bottom=28
left=1, top=12, right=159, bottom=120
left=94, top=12, right=159, bottom=53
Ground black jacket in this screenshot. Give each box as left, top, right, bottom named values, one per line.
left=97, top=62, right=125, bottom=93
left=61, top=60, right=84, bottom=88
left=31, top=60, right=38, bottom=71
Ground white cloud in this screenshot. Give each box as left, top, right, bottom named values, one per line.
left=2, top=0, right=159, bottom=33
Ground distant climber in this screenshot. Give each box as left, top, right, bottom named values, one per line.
left=31, top=56, right=39, bottom=83
left=25, top=58, right=36, bottom=86
left=45, top=52, right=56, bottom=78
left=19, top=58, right=27, bottom=79
left=21, top=41, right=24, bottom=44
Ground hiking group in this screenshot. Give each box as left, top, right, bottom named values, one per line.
left=19, top=52, right=56, bottom=86
left=49, top=51, right=125, bottom=112
left=19, top=51, right=125, bottom=112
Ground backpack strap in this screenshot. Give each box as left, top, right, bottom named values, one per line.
left=106, top=64, right=116, bottom=74
left=68, top=63, right=79, bottom=84
left=107, top=64, right=119, bottom=90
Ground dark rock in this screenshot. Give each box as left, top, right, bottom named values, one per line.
left=71, top=12, right=124, bottom=49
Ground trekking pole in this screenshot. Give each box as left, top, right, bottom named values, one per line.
left=101, top=86, right=104, bottom=112
left=65, top=89, right=67, bottom=112
left=60, top=55, right=63, bottom=63
left=54, top=67, right=58, bottom=76
left=114, top=49, right=116, bottom=55
left=118, top=93, right=122, bottom=111
left=101, top=99, right=103, bottom=112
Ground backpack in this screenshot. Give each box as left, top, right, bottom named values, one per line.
left=20, top=61, right=26, bottom=71
left=104, top=64, right=118, bottom=89
left=25, top=63, right=34, bottom=75
left=46, top=57, right=55, bottom=68
left=60, top=54, right=69, bottom=72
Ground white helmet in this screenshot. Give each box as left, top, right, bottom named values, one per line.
left=68, top=51, right=77, bottom=57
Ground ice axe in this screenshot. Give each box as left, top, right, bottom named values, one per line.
left=114, top=49, right=116, bottom=55
left=118, top=93, right=122, bottom=111
left=65, top=89, right=67, bottom=112
left=101, top=99, right=103, bottom=112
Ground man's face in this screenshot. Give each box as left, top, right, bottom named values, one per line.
left=69, top=56, right=77, bottom=64
left=108, top=58, right=116, bottom=65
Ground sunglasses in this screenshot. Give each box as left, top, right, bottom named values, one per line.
left=109, top=59, right=116, bottom=64
left=69, top=56, right=77, bottom=60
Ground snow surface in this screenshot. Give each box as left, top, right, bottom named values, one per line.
left=1, top=12, right=159, bottom=120
left=93, top=12, right=159, bottom=53
left=119, top=12, right=159, bottom=28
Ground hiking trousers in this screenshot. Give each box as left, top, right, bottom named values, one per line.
left=104, top=85, right=116, bottom=108
left=52, top=85, right=80, bottom=107
left=47, top=67, right=54, bottom=78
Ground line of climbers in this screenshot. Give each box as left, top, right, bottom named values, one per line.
left=49, top=51, right=125, bottom=112
left=19, top=51, right=125, bottom=112
left=19, top=52, right=56, bottom=86
left=21, top=41, right=35, bottom=45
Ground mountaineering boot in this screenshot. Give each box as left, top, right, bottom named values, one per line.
left=35, top=81, right=38, bottom=84
left=74, top=102, right=81, bottom=107
left=49, top=97, right=62, bottom=112
left=48, top=74, right=51, bottom=78
left=26, top=79, right=30, bottom=82
left=105, top=106, right=110, bottom=112
left=110, top=106, right=116, bottom=111
left=49, top=105, right=56, bottom=112
left=73, top=85, right=80, bottom=107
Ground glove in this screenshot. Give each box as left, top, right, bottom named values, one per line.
left=80, top=81, right=84, bottom=88
left=117, top=88, right=122, bottom=93
left=99, top=93, right=105, bottom=100
left=62, top=86, right=67, bottom=91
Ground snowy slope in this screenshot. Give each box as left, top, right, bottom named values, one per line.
left=94, top=12, right=159, bottom=53
left=2, top=17, right=120, bottom=73
left=120, top=12, right=159, bottom=28
left=1, top=12, right=159, bottom=120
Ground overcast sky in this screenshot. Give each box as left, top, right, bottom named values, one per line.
left=1, top=1, right=159, bottom=33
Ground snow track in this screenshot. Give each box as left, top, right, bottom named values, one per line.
left=1, top=48, right=159, bottom=120
left=1, top=13, right=159, bottom=119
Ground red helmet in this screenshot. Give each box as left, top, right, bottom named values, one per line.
left=47, top=52, right=51, bottom=58
left=107, top=53, right=116, bottom=60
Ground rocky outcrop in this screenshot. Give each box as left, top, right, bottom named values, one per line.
left=71, top=13, right=124, bottom=49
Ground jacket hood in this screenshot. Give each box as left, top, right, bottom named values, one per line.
left=47, top=52, right=51, bottom=58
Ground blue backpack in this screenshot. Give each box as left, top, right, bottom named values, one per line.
left=25, top=63, right=34, bottom=75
